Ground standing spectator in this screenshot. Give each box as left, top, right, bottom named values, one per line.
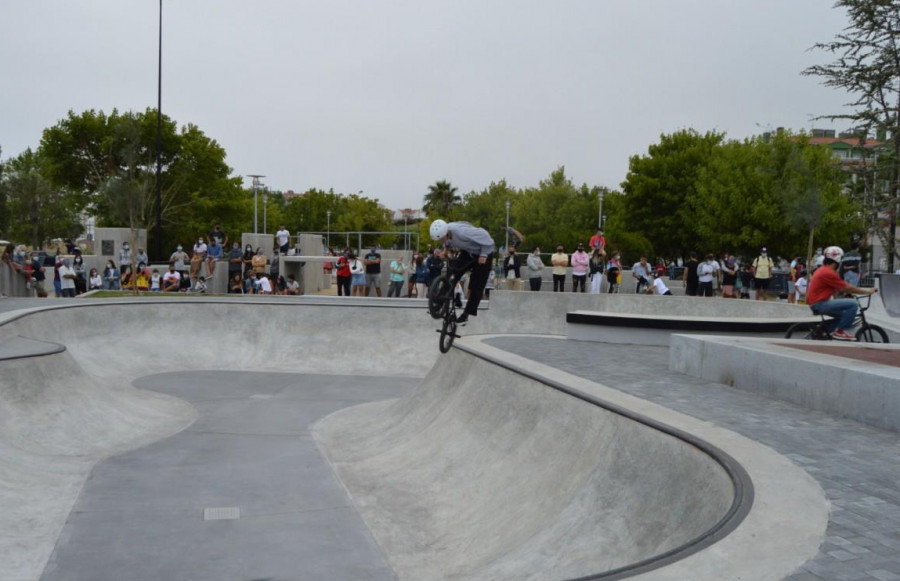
left=324, top=248, right=335, bottom=278
left=135, top=247, right=149, bottom=267
left=721, top=258, right=738, bottom=298
left=697, top=254, right=719, bottom=297
left=242, top=244, right=255, bottom=278
left=589, top=248, right=604, bottom=294
left=227, top=242, right=243, bottom=281
left=103, top=260, right=120, bottom=290
left=29, top=257, right=47, bottom=297
left=841, top=242, right=862, bottom=287
left=424, top=248, right=443, bottom=296
left=387, top=256, right=406, bottom=297
left=751, top=247, right=774, bottom=301
left=207, top=237, right=223, bottom=278
left=589, top=229, right=606, bottom=255
left=270, top=247, right=281, bottom=278
left=276, top=224, right=291, bottom=254
left=208, top=222, right=228, bottom=248
left=414, top=254, right=428, bottom=298
left=484, top=268, right=495, bottom=300
left=53, top=256, right=62, bottom=297
left=88, top=268, right=102, bottom=291
left=59, top=259, right=77, bottom=297
left=683, top=252, right=700, bottom=296
left=118, top=243, right=132, bottom=275
left=335, top=250, right=351, bottom=297
left=795, top=261, right=808, bottom=303
left=570, top=244, right=589, bottom=292
left=526, top=246, right=544, bottom=291
left=170, top=245, right=190, bottom=289
left=606, top=251, right=622, bottom=293
left=251, top=248, right=267, bottom=275
left=349, top=252, right=366, bottom=296
left=72, top=254, right=87, bottom=295
left=812, top=247, right=825, bottom=272
left=631, top=255, right=652, bottom=294
left=551, top=245, right=568, bottom=292
left=364, top=247, right=383, bottom=297
left=503, top=248, right=521, bottom=291
left=286, top=274, right=301, bottom=295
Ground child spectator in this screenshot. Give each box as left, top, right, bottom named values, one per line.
left=150, top=269, right=161, bottom=292
left=286, top=274, right=301, bottom=295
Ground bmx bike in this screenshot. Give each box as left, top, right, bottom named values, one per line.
left=783, top=293, right=889, bottom=343
left=427, top=255, right=475, bottom=353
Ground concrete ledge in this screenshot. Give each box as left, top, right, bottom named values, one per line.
left=0, top=336, right=65, bottom=361
left=669, top=334, right=900, bottom=432
left=566, top=311, right=819, bottom=346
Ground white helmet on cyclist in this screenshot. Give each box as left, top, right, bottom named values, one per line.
left=430, top=219, right=449, bottom=241
left=823, top=246, right=844, bottom=264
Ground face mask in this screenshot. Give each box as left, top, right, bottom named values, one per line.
left=177, top=246, right=183, bottom=251
left=123, top=245, right=129, bottom=250
left=198, top=240, right=203, bottom=244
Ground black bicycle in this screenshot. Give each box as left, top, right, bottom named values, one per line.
left=784, top=293, right=889, bottom=343
left=428, top=254, right=474, bottom=353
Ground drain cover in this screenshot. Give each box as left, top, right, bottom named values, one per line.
left=204, top=507, right=240, bottom=521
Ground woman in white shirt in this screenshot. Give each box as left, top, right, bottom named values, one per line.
left=349, top=252, right=366, bottom=296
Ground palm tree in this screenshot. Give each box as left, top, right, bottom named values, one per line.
left=422, top=180, right=461, bottom=217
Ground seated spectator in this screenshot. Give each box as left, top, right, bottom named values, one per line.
left=88, top=268, right=103, bottom=291
left=230, top=272, right=244, bottom=294
left=121, top=265, right=134, bottom=289
left=162, top=265, right=181, bottom=292
left=649, top=272, right=672, bottom=295
left=190, top=276, right=207, bottom=293
left=256, top=273, right=273, bottom=294
left=275, top=275, right=287, bottom=295
left=103, top=260, right=120, bottom=290
left=207, top=238, right=223, bottom=277
left=245, top=271, right=258, bottom=294
left=286, top=274, right=300, bottom=295
left=135, top=267, right=150, bottom=292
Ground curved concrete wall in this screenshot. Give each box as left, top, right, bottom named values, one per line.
left=314, top=348, right=737, bottom=580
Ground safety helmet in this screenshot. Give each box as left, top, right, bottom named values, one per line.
left=429, top=219, right=449, bottom=240
left=823, top=246, right=844, bottom=263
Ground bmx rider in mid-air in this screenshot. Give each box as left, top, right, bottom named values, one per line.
left=429, top=219, right=495, bottom=325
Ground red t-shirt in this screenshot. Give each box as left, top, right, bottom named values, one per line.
left=806, top=266, right=847, bottom=306
left=335, top=256, right=351, bottom=277
left=589, top=235, right=606, bottom=250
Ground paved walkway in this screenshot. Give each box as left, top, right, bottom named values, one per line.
left=487, top=336, right=900, bottom=581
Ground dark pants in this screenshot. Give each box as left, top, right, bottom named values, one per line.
left=635, top=277, right=650, bottom=294
left=553, top=274, right=565, bottom=292
left=452, top=251, right=494, bottom=317
left=387, top=280, right=403, bottom=297
left=685, top=281, right=698, bottom=296
left=572, top=274, right=586, bottom=292
left=699, top=281, right=713, bottom=297
left=61, top=287, right=75, bottom=298
left=336, top=275, right=351, bottom=296
left=529, top=277, right=542, bottom=291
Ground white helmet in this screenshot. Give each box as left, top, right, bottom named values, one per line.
left=429, top=219, right=449, bottom=241
left=823, top=246, right=844, bottom=263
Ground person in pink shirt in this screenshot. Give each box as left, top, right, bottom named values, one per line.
left=589, top=229, right=606, bottom=256
left=570, top=243, right=590, bottom=292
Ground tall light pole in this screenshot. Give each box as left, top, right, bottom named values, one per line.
left=505, top=199, right=511, bottom=251
left=326, top=210, right=331, bottom=249
left=262, top=186, right=268, bottom=233
left=598, top=190, right=605, bottom=230
left=247, top=174, right=265, bottom=234
left=404, top=214, right=408, bottom=251
left=154, top=0, right=163, bottom=261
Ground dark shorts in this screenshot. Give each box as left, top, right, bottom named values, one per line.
left=754, top=277, right=770, bottom=290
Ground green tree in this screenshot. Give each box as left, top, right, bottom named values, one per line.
left=422, top=180, right=461, bottom=217
left=2, top=149, right=83, bottom=247
left=620, top=129, right=724, bottom=257
left=803, top=0, right=900, bottom=269
left=456, top=179, right=520, bottom=246
left=515, top=167, right=596, bottom=252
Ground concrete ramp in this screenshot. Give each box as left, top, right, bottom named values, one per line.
left=314, top=347, right=739, bottom=580
left=880, top=273, right=900, bottom=318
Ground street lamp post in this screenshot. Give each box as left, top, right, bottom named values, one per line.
left=404, top=215, right=408, bottom=251
left=154, top=0, right=163, bottom=261
left=505, top=200, right=511, bottom=251
left=263, top=186, right=268, bottom=233
left=598, top=190, right=605, bottom=230
left=247, top=174, right=265, bottom=234
left=326, top=210, right=331, bottom=249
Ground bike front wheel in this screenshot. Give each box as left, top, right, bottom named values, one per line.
left=856, top=324, right=890, bottom=343
left=428, top=275, right=452, bottom=320
left=439, top=317, right=457, bottom=353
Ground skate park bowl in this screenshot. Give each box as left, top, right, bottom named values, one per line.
left=0, top=296, right=827, bottom=580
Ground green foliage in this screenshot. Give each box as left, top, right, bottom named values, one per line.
left=2, top=149, right=83, bottom=247
left=620, top=129, right=725, bottom=257
left=514, top=168, right=597, bottom=252
left=422, top=180, right=461, bottom=217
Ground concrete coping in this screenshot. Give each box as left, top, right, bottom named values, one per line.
left=457, top=334, right=828, bottom=580
left=0, top=335, right=65, bottom=361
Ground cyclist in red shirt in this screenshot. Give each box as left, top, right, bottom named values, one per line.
left=806, top=246, right=876, bottom=340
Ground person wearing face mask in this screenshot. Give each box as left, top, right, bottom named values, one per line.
left=58, top=259, right=77, bottom=298
left=169, top=244, right=190, bottom=290
left=751, top=246, right=774, bottom=301
left=72, top=254, right=86, bottom=295
left=697, top=254, right=719, bottom=297
left=589, top=248, right=604, bottom=294
left=570, top=244, right=590, bottom=292
left=135, top=247, right=149, bottom=266
left=118, top=243, right=132, bottom=274
left=191, top=237, right=207, bottom=288
left=526, top=246, right=544, bottom=292
left=551, top=245, right=568, bottom=292
left=206, top=237, right=223, bottom=278
left=503, top=247, right=521, bottom=291
left=227, top=242, right=244, bottom=281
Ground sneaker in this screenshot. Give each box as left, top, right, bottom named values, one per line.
left=455, top=312, right=469, bottom=325
left=832, top=329, right=856, bottom=341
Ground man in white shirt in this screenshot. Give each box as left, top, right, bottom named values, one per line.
left=59, top=259, right=77, bottom=297
left=650, top=273, right=672, bottom=296
left=162, top=265, right=181, bottom=292
left=257, top=274, right=273, bottom=294
left=276, top=225, right=291, bottom=254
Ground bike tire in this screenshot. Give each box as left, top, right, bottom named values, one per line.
left=439, top=317, right=457, bottom=353
left=856, top=324, right=890, bottom=344
left=784, top=322, right=816, bottom=340
left=428, top=275, right=452, bottom=320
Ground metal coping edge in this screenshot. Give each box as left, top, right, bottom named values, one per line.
left=453, top=339, right=755, bottom=581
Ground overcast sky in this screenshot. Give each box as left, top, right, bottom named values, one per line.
left=1, top=1, right=852, bottom=210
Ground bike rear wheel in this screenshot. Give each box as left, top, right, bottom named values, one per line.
left=856, top=324, right=890, bottom=343
left=784, top=322, right=817, bottom=340
left=428, top=275, right=452, bottom=320
left=439, top=317, right=457, bottom=353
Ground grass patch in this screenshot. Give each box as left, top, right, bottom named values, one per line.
left=82, top=290, right=227, bottom=298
